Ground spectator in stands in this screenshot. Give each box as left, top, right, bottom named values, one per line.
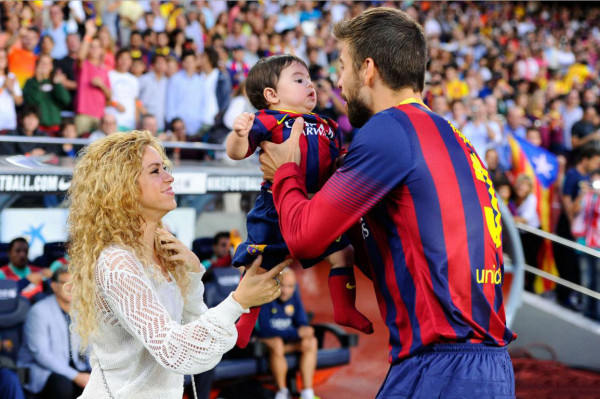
left=39, top=35, right=55, bottom=58
left=8, top=107, right=50, bottom=156
left=139, top=53, right=167, bottom=124
left=202, top=46, right=232, bottom=115
left=88, top=113, right=118, bottom=142
left=129, top=30, right=151, bottom=67
left=484, top=148, right=508, bottom=186
left=0, top=237, right=49, bottom=301
left=57, top=119, right=79, bottom=158
left=571, top=106, right=600, bottom=152
left=0, top=48, right=23, bottom=133
left=571, top=168, right=600, bottom=320
left=74, top=20, right=111, bottom=136
left=141, top=114, right=159, bottom=136
left=98, top=25, right=116, bottom=71
left=256, top=268, right=317, bottom=399
left=54, top=33, right=81, bottom=116
left=462, top=98, right=501, bottom=158
left=201, top=232, right=233, bottom=270
left=223, top=81, right=255, bottom=131
left=105, top=49, right=141, bottom=131
left=43, top=4, right=77, bottom=60
left=227, top=46, right=250, bottom=91
left=562, top=89, right=584, bottom=153
left=512, top=174, right=542, bottom=292
left=18, top=266, right=90, bottom=399
left=8, top=27, right=39, bottom=88
left=504, top=106, right=528, bottom=140
left=23, top=54, right=71, bottom=136
left=313, top=78, right=345, bottom=122
left=166, top=51, right=206, bottom=137
left=555, top=147, right=600, bottom=310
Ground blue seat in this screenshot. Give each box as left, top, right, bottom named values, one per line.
left=193, top=237, right=214, bottom=262
left=32, top=242, right=66, bottom=268
left=0, top=243, right=10, bottom=268
left=203, top=267, right=241, bottom=308
left=0, top=280, right=30, bottom=365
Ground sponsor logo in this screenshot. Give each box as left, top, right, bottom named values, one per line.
left=476, top=264, right=502, bottom=285
left=0, top=174, right=72, bottom=193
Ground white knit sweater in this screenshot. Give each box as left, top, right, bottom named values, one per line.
left=78, top=246, right=247, bottom=399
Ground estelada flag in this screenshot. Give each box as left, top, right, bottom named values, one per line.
left=508, top=134, right=560, bottom=293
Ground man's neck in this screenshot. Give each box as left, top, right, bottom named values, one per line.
left=56, top=297, right=70, bottom=313
left=372, top=86, right=423, bottom=115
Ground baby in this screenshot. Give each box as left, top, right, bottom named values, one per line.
left=226, top=54, right=373, bottom=348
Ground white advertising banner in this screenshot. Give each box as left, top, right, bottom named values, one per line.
left=1, top=208, right=197, bottom=260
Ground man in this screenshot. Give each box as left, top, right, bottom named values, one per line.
left=0, top=237, right=49, bottom=300
left=166, top=51, right=207, bottom=137
left=571, top=106, right=600, bottom=151
left=201, top=231, right=232, bottom=270
left=18, top=266, right=90, bottom=398
left=43, top=4, right=77, bottom=60
left=89, top=113, right=118, bottom=141
left=105, top=49, right=141, bottom=131
left=54, top=33, right=81, bottom=116
left=554, top=146, right=600, bottom=310
left=256, top=268, right=317, bottom=399
left=138, top=54, right=168, bottom=131
left=260, top=8, right=515, bottom=398
left=8, top=27, right=39, bottom=88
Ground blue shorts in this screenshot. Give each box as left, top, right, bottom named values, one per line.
left=233, top=189, right=350, bottom=270
left=376, top=344, right=515, bottom=399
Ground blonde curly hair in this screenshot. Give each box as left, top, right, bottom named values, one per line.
left=67, top=130, right=190, bottom=348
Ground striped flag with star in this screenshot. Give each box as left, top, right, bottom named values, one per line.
left=508, top=134, right=560, bottom=293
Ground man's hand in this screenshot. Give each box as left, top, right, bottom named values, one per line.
left=259, top=117, right=303, bottom=181
left=233, top=112, right=254, bottom=137
left=26, top=272, right=44, bottom=285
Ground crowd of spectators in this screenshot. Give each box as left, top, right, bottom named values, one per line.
left=0, top=0, right=599, bottom=345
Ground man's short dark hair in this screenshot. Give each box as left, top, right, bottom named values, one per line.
left=204, top=47, right=219, bottom=69
left=578, top=145, right=600, bottom=163
left=116, top=48, right=131, bottom=61
left=181, top=51, right=196, bottom=62
left=245, top=54, right=309, bottom=110
left=8, top=237, right=28, bottom=252
left=21, top=105, right=39, bottom=120
left=51, top=265, right=69, bottom=283
left=332, top=7, right=427, bottom=92
left=213, top=231, right=230, bottom=245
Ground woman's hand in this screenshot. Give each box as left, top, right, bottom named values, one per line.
left=232, top=256, right=292, bottom=310
left=157, top=228, right=202, bottom=273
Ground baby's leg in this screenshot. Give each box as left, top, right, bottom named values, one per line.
left=326, top=246, right=374, bottom=334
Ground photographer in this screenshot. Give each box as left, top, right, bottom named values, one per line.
left=571, top=169, right=600, bottom=320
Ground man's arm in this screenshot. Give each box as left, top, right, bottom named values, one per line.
left=264, top=114, right=412, bottom=259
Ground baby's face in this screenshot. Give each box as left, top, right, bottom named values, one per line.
left=271, top=62, right=316, bottom=114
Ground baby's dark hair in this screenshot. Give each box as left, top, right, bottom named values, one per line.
left=245, top=54, right=309, bottom=110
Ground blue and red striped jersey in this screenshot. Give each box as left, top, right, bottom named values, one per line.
left=245, top=109, right=344, bottom=192
left=272, top=101, right=516, bottom=363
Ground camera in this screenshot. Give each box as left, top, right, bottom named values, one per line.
left=592, top=180, right=600, bottom=190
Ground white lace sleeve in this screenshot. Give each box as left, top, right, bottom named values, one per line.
left=95, top=249, right=245, bottom=374
left=182, top=272, right=209, bottom=323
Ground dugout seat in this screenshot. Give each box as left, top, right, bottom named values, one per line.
left=32, top=241, right=66, bottom=268
left=193, top=237, right=214, bottom=262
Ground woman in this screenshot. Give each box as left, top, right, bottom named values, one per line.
left=68, top=130, right=287, bottom=398
left=23, top=54, right=71, bottom=136
left=0, top=48, right=22, bottom=133
left=98, top=25, right=116, bottom=71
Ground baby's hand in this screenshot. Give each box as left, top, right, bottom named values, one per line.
left=233, top=113, right=255, bottom=138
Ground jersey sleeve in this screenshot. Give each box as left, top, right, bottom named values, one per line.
left=272, top=111, right=414, bottom=259
left=245, top=114, right=273, bottom=158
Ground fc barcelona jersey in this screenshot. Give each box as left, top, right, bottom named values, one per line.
left=245, top=109, right=344, bottom=192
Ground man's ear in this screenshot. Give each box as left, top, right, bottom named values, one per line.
left=363, top=57, right=376, bottom=86
left=264, top=87, right=279, bottom=106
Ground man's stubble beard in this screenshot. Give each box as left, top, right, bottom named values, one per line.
left=345, top=75, right=374, bottom=128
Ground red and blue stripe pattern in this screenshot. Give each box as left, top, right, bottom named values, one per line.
left=273, top=102, right=515, bottom=363
left=246, top=109, right=343, bottom=193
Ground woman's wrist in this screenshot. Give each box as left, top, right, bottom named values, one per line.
left=231, top=290, right=250, bottom=310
